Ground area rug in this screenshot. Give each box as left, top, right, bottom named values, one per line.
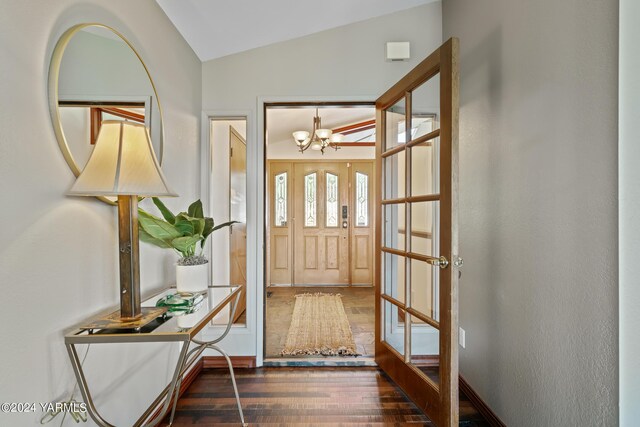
left=281, top=293, right=358, bottom=356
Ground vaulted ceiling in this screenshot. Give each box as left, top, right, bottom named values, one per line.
left=155, top=0, right=435, bottom=61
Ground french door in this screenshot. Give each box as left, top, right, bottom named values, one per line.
left=375, top=38, right=460, bottom=426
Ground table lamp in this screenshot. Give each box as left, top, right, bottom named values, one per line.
left=68, top=120, right=177, bottom=321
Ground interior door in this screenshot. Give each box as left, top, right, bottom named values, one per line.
left=229, top=127, right=247, bottom=321
left=294, top=162, right=349, bottom=285
left=375, top=37, right=459, bottom=426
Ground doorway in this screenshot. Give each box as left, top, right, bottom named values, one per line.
left=264, top=104, right=376, bottom=360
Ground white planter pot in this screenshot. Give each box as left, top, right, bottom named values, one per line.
left=176, top=262, right=209, bottom=293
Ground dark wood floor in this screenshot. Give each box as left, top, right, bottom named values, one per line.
left=161, top=367, right=490, bottom=426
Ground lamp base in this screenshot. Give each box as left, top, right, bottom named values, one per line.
left=80, top=307, right=167, bottom=331
left=118, top=195, right=142, bottom=319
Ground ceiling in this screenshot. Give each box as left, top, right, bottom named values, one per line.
left=155, top=0, right=434, bottom=61
left=266, top=106, right=374, bottom=147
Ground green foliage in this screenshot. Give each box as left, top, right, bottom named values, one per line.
left=138, top=198, right=237, bottom=260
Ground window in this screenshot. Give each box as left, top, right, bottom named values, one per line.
left=326, top=172, right=338, bottom=227
left=304, top=172, right=317, bottom=227
left=274, top=172, right=287, bottom=226
left=356, top=172, right=369, bottom=226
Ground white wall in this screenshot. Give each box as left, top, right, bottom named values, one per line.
left=442, top=0, right=618, bottom=425
left=619, top=0, right=640, bottom=424
left=0, top=1, right=201, bottom=425
left=201, top=1, right=443, bottom=358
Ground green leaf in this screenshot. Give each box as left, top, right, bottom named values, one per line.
left=171, top=235, right=202, bottom=254
left=211, top=220, right=238, bottom=233
left=152, top=197, right=176, bottom=224
left=174, top=215, right=195, bottom=236
left=187, top=200, right=204, bottom=219
left=139, top=226, right=172, bottom=249
left=175, top=213, right=206, bottom=237
left=201, top=218, right=214, bottom=248
left=138, top=215, right=181, bottom=242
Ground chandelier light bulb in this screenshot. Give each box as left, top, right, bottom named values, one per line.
left=292, top=131, right=310, bottom=146
left=330, top=133, right=344, bottom=143
left=311, top=140, right=323, bottom=150
left=315, top=129, right=332, bottom=141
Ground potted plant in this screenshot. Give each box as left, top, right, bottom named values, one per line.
left=138, top=198, right=236, bottom=292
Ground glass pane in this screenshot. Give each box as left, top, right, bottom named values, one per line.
left=304, top=172, right=317, bottom=227
left=411, top=73, right=440, bottom=136
left=383, top=203, right=405, bottom=251
left=384, top=150, right=405, bottom=199
left=274, top=172, right=287, bottom=226
left=410, top=314, right=440, bottom=386
left=355, top=172, right=369, bottom=227
left=410, top=201, right=439, bottom=257
left=383, top=252, right=405, bottom=303
left=383, top=299, right=405, bottom=356
left=410, top=137, right=439, bottom=196
left=326, top=172, right=338, bottom=227
left=385, top=98, right=406, bottom=150
left=410, top=259, right=438, bottom=321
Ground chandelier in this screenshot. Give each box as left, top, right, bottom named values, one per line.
left=292, top=108, right=343, bottom=154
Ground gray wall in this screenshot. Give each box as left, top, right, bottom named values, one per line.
left=442, top=0, right=618, bottom=425
left=0, top=1, right=201, bottom=425
left=619, top=0, right=640, bottom=424
left=201, top=2, right=443, bottom=356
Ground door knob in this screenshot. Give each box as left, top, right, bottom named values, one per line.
left=428, top=256, right=449, bottom=269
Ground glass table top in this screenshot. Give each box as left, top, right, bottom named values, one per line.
left=65, top=285, right=241, bottom=344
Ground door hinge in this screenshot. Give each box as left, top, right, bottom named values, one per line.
left=230, top=147, right=233, bottom=157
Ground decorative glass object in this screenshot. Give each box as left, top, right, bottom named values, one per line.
left=275, top=172, right=287, bottom=226
left=326, top=172, right=338, bottom=227
left=304, top=172, right=317, bottom=226
left=356, top=172, right=369, bottom=226
left=156, top=291, right=205, bottom=316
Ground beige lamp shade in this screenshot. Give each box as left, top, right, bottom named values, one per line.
left=68, top=121, right=177, bottom=197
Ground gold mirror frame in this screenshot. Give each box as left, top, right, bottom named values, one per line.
left=48, top=23, right=165, bottom=205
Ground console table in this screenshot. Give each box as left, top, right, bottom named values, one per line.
left=64, top=285, right=246, bottom=427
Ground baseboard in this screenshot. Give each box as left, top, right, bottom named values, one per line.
left=459, top=375, right=507, bottom=427
left=203, top=355, right=256, bottom=368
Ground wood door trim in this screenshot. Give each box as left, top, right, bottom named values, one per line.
left=202, top=356, right=257, bottom=369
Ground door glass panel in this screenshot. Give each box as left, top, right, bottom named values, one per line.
left=384, top=150, right=405, bottom=199
left=383, top=299, right=405, bottom=356
left=410, top=137, right=439, bottom=196
left=385, top=98, right=406, bottom=150
left=383, top=203, right=405, bottom=250
left=383, top=252, right=405, bottom=303
left=326, top=172, right=338, bottom=227
left=411, top=259, right=439, bottom=321
left=304, top=172, right=317, bottom=227
left=411, top=73, right=440, bottom=136
left=274, top=172, right=287, bottom=226
left=355, top=172, right=369, bottom=227
left=410, top=201, right=439, bottom=257
left=410, top=314, right=440, bottom=387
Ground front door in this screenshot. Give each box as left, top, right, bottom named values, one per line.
left=293, top=162, right=349, bottom=285
left=375, top=37, right=460, bottom=426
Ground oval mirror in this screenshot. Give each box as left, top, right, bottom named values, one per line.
left=48, top=24, right=164, bottom=204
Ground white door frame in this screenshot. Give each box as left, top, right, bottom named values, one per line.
left=200, top=110, right=256, bottom=358
left=257, top=96, right=375, bottom=364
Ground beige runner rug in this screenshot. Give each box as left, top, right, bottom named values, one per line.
left=281, top=293, right=358, bottom=356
